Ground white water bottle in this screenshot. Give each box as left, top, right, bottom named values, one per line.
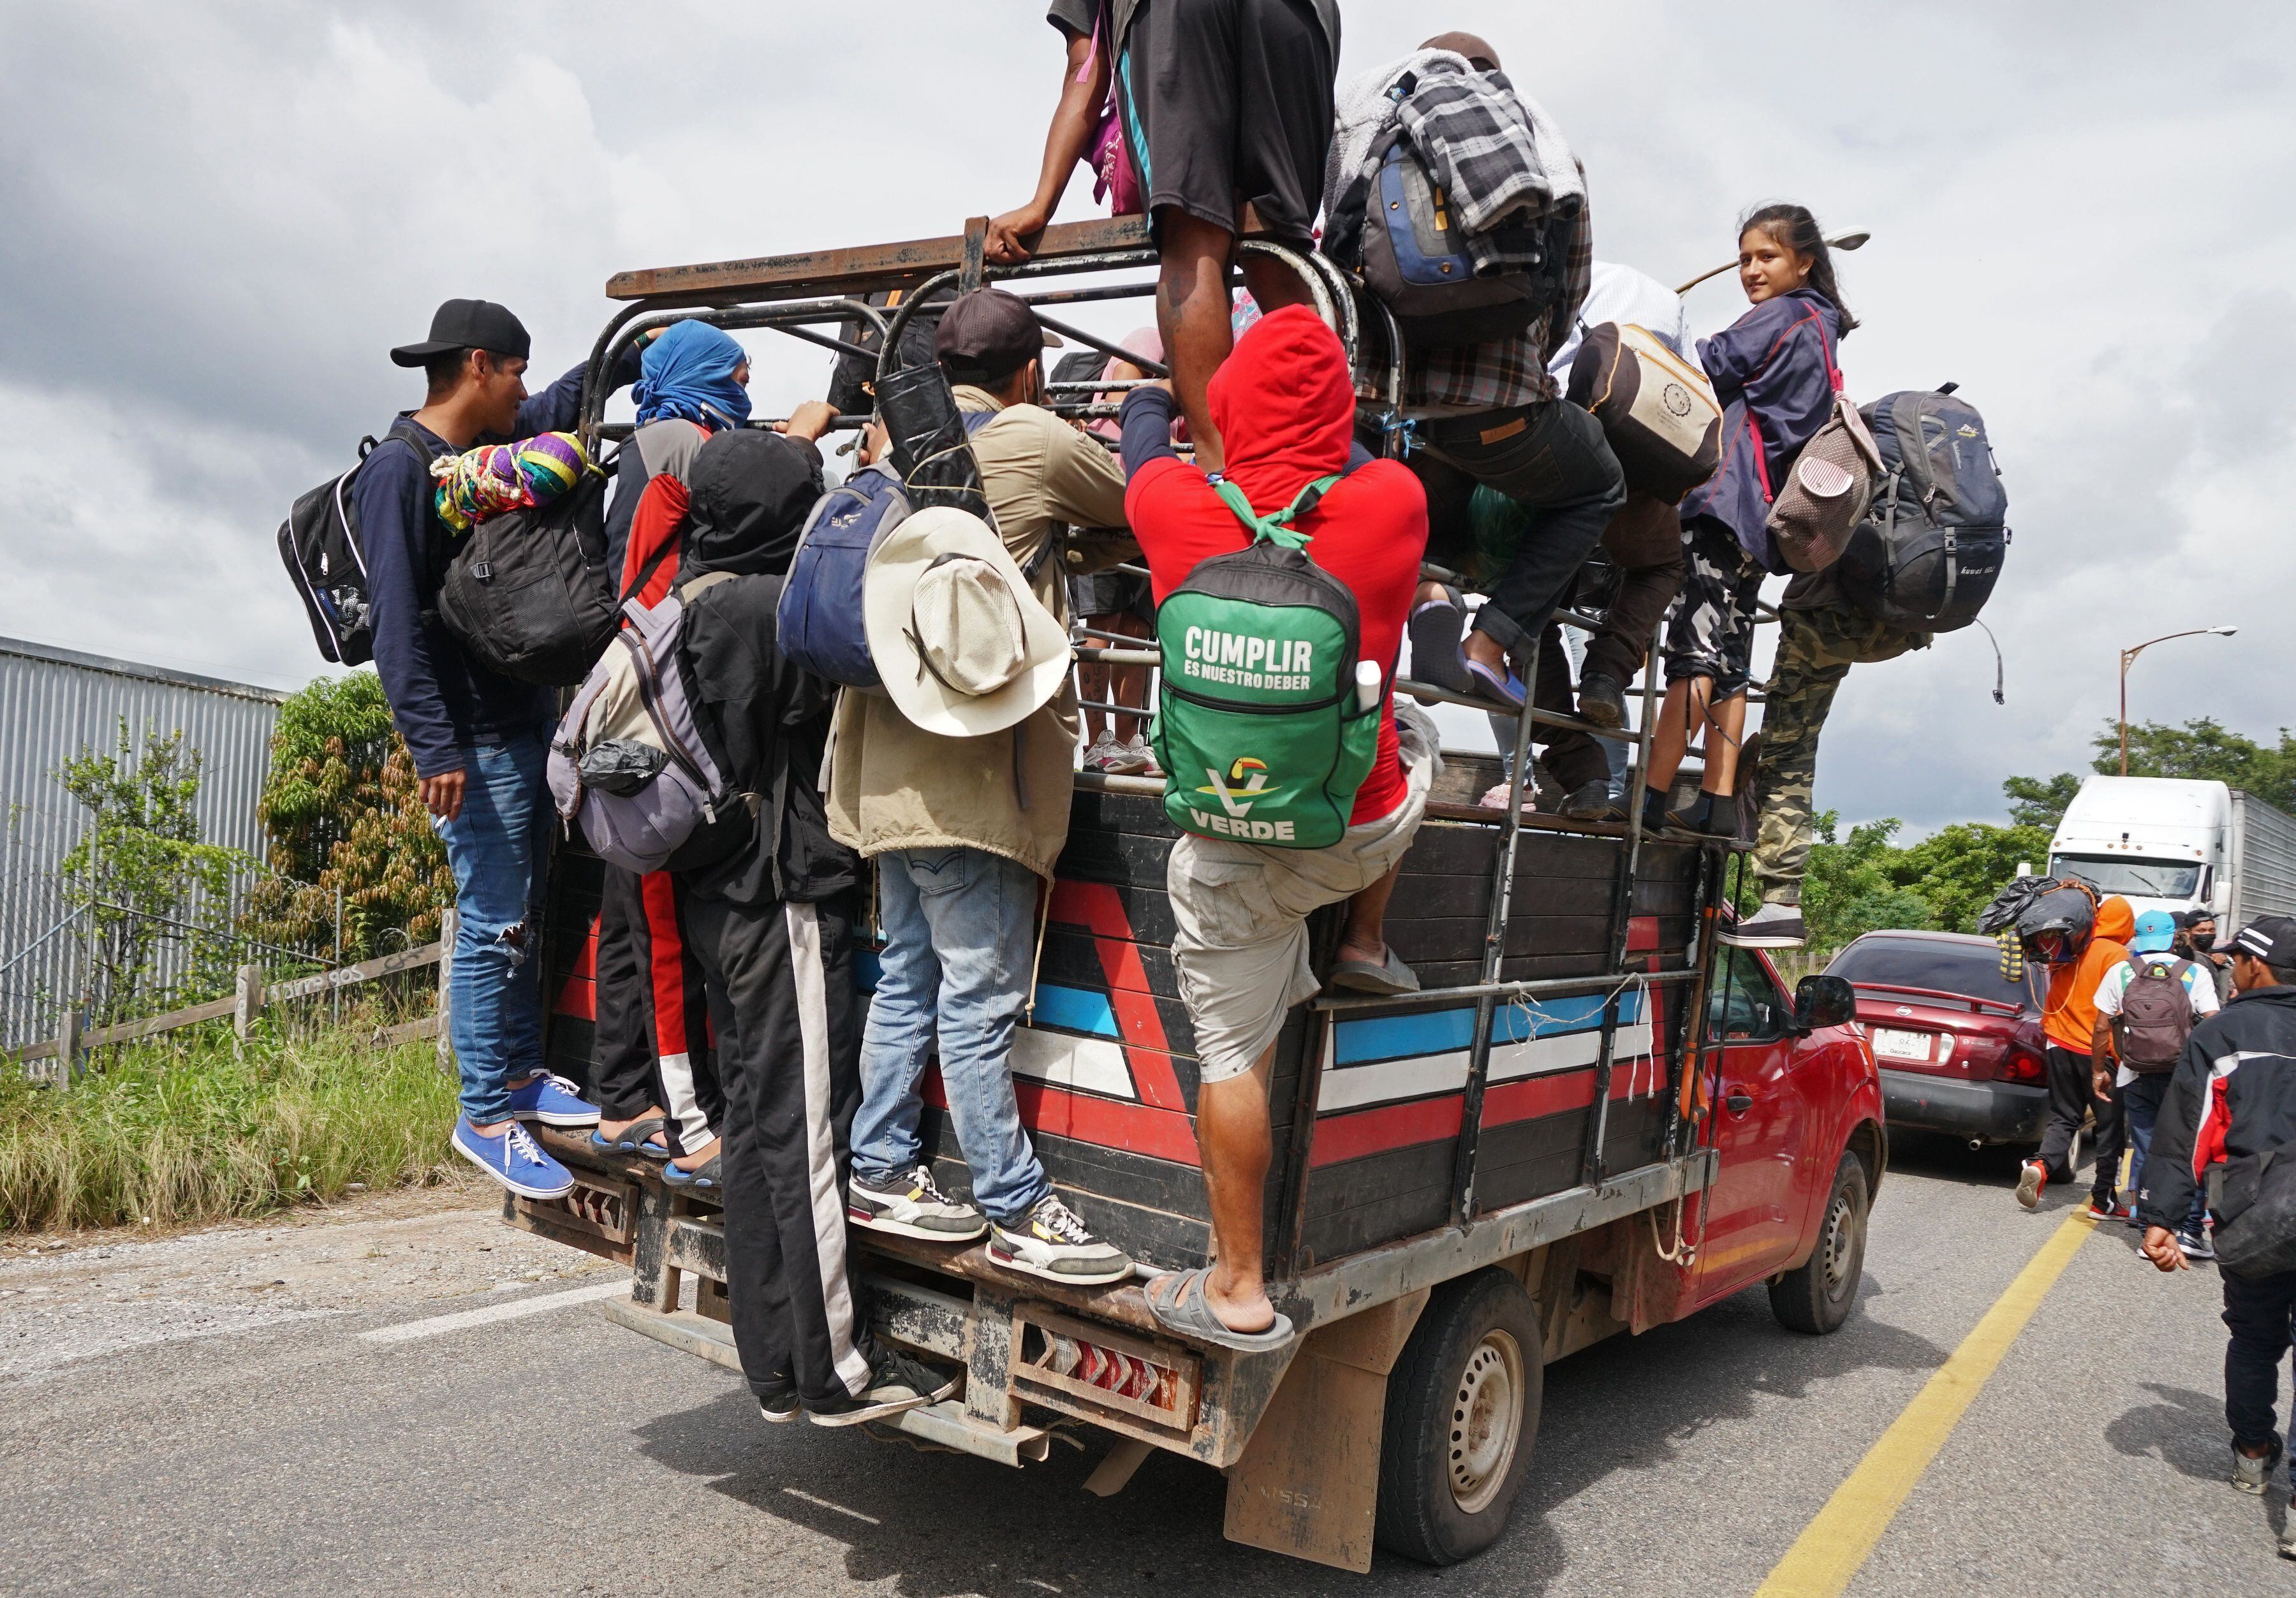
left=1355, top=660, right=1381, bottom=713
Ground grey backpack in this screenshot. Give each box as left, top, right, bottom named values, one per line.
left=547, top=576, right=747, bottom=874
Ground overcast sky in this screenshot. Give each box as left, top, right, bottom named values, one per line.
left=2, top=1, right=2290, bottom=833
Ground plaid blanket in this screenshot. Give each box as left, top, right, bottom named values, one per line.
left=1394, top=59, right=1582, bottom=276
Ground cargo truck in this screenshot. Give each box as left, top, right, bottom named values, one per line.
left=504, top=218, right=1888, bottom=1572
left=2048, top=775, right=2296, bottom=926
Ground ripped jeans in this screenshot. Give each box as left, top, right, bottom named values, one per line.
left=431, top=731, right=553, bottom=1124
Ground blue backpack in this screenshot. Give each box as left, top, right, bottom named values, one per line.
left=776, top=410, right=998, bottom=689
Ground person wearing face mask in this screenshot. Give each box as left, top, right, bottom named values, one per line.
left=589, top=321, right=760, bottom=1177
left=2177, top=910, right=2237, bottom=1004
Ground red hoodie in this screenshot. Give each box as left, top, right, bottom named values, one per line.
left=1124, top=307, right=1429, bottom=825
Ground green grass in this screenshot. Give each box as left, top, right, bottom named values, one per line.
left=0, top=1021, right=460, bottom=1233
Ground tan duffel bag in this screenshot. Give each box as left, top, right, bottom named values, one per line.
left=1567, top=322, right=1723, bottom=502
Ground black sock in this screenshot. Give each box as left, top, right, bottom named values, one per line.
left=1642, top=786, right=1672, bottom=831
left=1674, top=793, right=1712, bottom=831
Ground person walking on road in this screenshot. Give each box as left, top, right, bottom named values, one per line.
left=2138, top=915, right=2296, bottom=1551
left=2103, top=908, right=2221, bottom=1245
left=2177, top=909, right=2237, bottom=1004
left=2017, top=893, right=2134, bottom=1212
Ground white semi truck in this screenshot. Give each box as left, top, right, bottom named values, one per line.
left=2048, top=776, right=2296, bottom=925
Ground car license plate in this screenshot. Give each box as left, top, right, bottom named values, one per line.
left=1872, top=1027, right=1933, bottom=1062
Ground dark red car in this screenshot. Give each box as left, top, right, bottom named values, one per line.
left=1822, top=929, right=2049, bottom=1147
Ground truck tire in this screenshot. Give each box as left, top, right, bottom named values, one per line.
left=1769, top=1153, right=1870, bottom=1335
left=1373, top=1268, right=1543, bottom=1565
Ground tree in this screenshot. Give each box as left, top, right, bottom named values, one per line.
left=56, top=721, right=251, bottom=1022
left=2088, top=717, right=2296, bottom=812
left=2003, top=772, right=2082, bottom=832
left=242, top=671, right=453, bottom=960
left=1890, top=821, right=2052, bottom=932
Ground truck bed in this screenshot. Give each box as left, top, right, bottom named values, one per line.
left=541, top=790, right=1706, bottom=1280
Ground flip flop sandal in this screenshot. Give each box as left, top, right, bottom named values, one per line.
left=1145, top=1267, right=1293, bottom=1354
left=1463, top=656, right=1527, bottom=712
left=1406, top=587, right=1472, bottom=693
left=662, top=1154, right=721, bottom=1191
left=1328, top=947, right=1421, bottom=996
left=592, top=1115, right=671, bottom=1158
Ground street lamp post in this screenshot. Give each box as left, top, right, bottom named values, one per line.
left=2119, top=626, right=2239, bottom=775
left=1676, top=231, right=1870, bottom=296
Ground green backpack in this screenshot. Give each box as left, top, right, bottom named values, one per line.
left=1150, top=475, right=1382, bottom=849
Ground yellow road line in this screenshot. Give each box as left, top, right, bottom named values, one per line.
left=1755, top=1209, right=2097, bottom=1597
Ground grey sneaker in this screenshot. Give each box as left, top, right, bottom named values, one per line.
left=1577, top=673, right=1628, bottom=729
left=1722, top=901, right=1807, bottom=949
left=2233, top=1443, right=2277, bottom=1495
left=848, top=1165, right=988, bottom=1242
left=989, top=1193, right=1133, bottom=1286
left=807, top=1347, right=960, bottom=1428
left=2179, top=1228, right=2217, bottom=1261
left=1103, top=735, right=1157, bottom=776
left=1559, top=777, right=1623, bottom=822
left=756, top=1385, right=802, bottom=1425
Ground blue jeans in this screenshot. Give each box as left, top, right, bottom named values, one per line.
left=850, top=847, right=1049, bottom=1226
left=2222, top=1269, right=2296, bottom=1458
left=431, top=732, right=552, bottom=1124
left=2124, top=1071, right=2209, bottom=1232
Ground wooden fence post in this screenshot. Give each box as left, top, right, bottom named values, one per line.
left=53, top=1010, right=79, bottom=1088
left=233, top=964, right=264, bottom=1055
left=434, top=908, right=458, bottom=1076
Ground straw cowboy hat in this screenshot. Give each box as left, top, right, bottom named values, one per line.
left=864, top=506, right=1069, bottom=737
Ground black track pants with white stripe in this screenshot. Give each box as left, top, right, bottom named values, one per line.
left=688, top=889, right=876, bottom=1405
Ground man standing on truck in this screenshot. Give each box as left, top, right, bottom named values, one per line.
left=1116, top=306, right=1431, bottom=1350
left=1328, top=34, right=1626, bottom=747
left=674, top=423, right=960, bottom=1426
left=2017, top=893, right=2133, bottom=1213
left=360, top=298, right=637, bottom=1198
left=2138, top=915, right=2296, bottom=1547
left=983, top=0, right=1341, bottom=473
left=836, top=290, right=1137, bottom=1288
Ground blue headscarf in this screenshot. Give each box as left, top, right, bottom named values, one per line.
left=632, top=321, right=753, bottom=432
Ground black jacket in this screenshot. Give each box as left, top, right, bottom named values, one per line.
left=672, top=430, right=854, bottom=906
left=2139, top=985, right=2296, bottom=1231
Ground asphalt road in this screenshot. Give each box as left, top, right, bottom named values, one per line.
left=2, top=1140, right=2288, bottom=1595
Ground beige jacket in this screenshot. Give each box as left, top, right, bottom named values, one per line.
left=826, top=387, right=1131, bottom=879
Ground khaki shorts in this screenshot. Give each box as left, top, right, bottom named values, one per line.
left=1168, top=710, right=1438, bottom=1085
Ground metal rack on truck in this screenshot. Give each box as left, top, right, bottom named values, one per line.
left=507, top=217, right=1887, bottom=1572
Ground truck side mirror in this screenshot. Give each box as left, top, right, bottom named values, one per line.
left=1793, top=974, right=1857, bottom=1034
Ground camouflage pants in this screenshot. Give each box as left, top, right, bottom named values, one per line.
left=1749, top=606, right=1931, bottom=904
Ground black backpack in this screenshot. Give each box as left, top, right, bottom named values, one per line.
left=276, top=420, right=430, bottom=666
left=436, top=464, right=624, bottom=687
left=1835, top=388, right=2008, bottom=633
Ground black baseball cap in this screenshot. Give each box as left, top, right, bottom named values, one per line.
left=390, top=298, right=533, bottom=368
left=933, top=289, right=1060, bottom=386
left=2224, top=914, right=2296, bottom=968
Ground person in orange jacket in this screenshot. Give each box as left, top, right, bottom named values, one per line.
left=2018, top=893, right=2135, bottom=1212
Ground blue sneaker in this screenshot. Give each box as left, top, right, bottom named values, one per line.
left=453, top=1117, right=575, bottom=1199
left=505, top=1072, right=600, bottom=1128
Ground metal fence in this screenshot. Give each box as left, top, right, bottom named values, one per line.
left=0, top=636, right=288, bottom=1051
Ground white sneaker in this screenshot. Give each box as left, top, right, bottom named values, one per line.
left=1082, top=733, right=1123, bottom=773
left=1723, top=901, right=1807, bottom=949
left=989, top=1193, right=1133, bottom=1286
left=848, top=1164, right=988, bottom=1242
left=1102, top=735, right=1156, bottom=776
left=1479, top=781, right=1536, bottom=812
left=2233, top=1443, right=2276, bottom=1494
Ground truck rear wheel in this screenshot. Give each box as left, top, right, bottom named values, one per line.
left=1373, top=1268, right=1543, bottom=1565
left=1769, top=1153, right=1870, bottom=1335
